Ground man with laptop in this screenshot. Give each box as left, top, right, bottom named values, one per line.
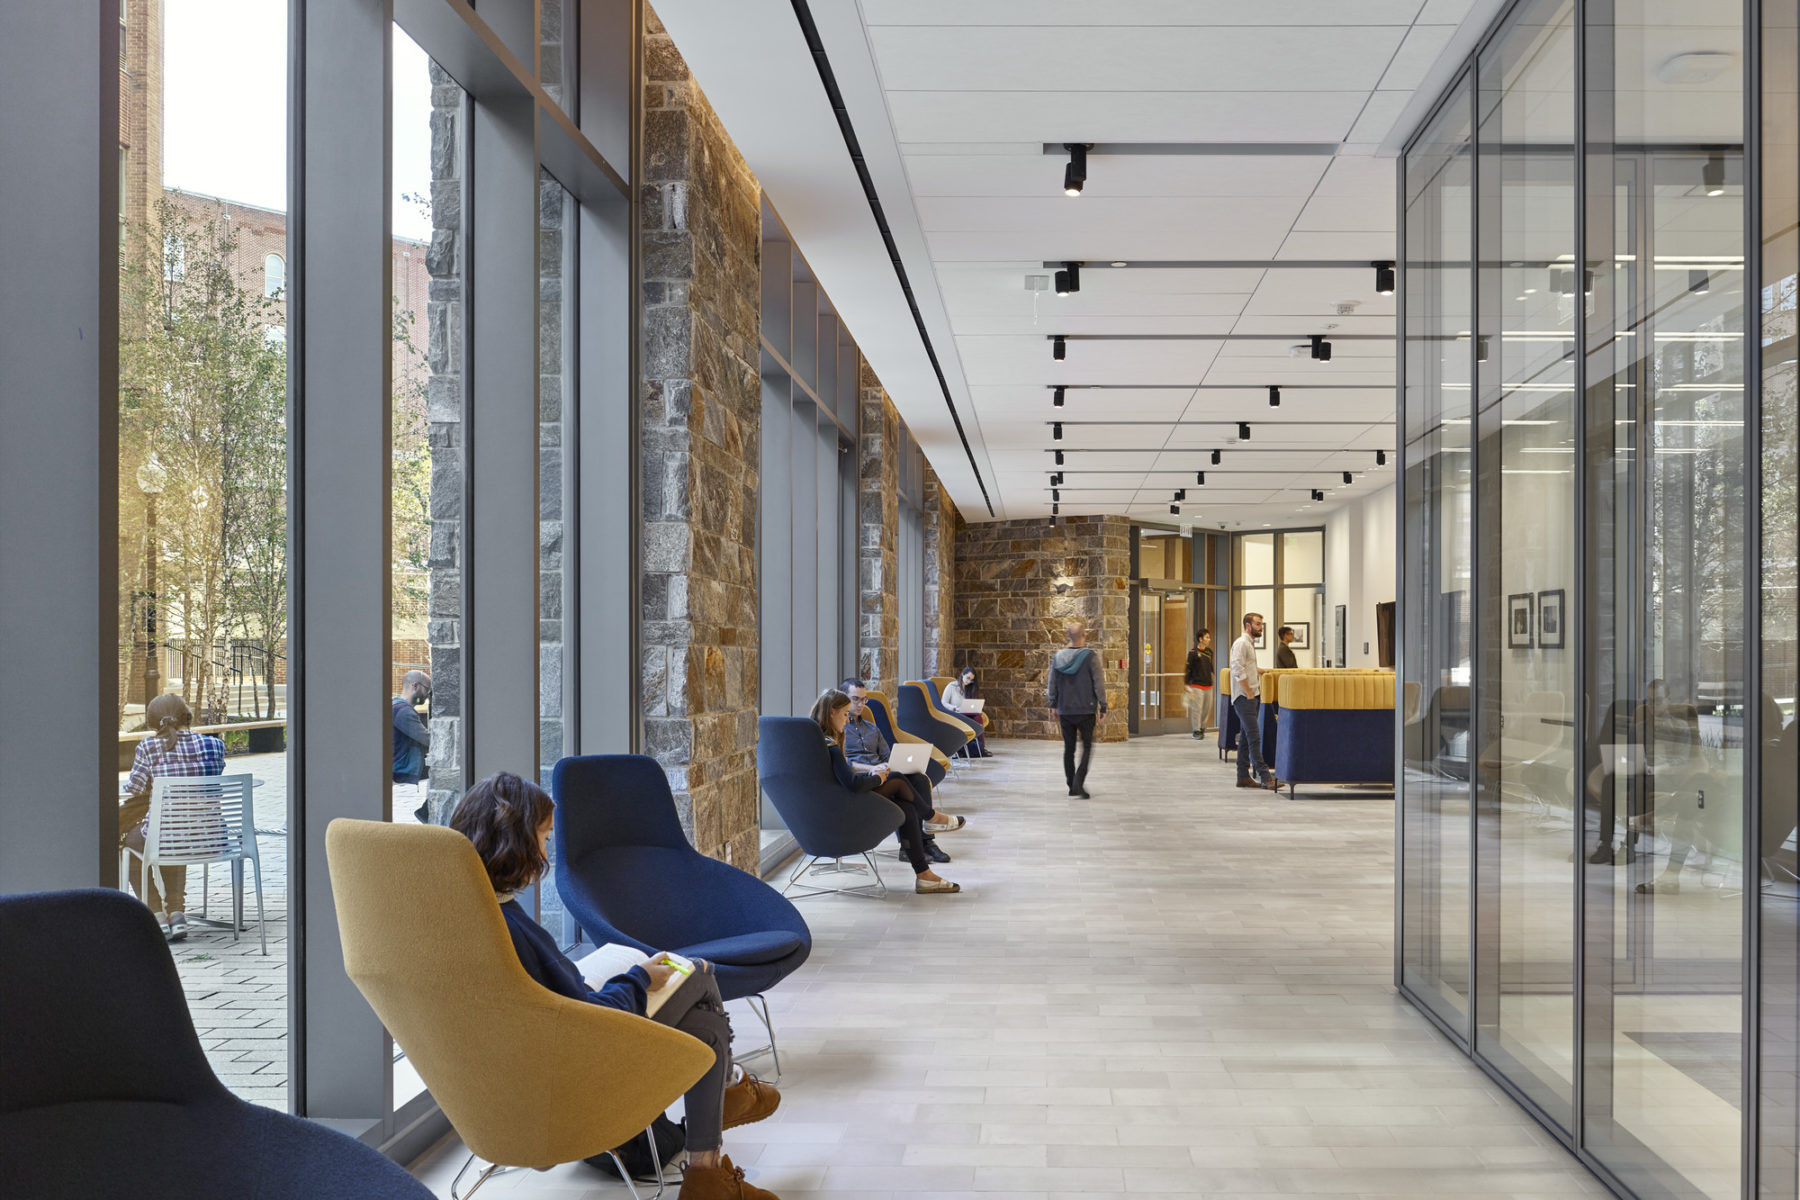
left=839, top=678, right=967, bottom=862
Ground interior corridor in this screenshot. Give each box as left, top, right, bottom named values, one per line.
left=411, top=737, right=1601, bottom=1198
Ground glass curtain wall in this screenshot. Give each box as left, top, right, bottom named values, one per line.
left=1401, top=0, right=1761, bottom=1194
left=899, top=426, right=925, bottom=683
left=1230, top=528, right=1323, bottom=665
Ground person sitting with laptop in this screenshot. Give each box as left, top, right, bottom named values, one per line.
left=813, top=688, right=960, bottom=894
left=838, top=677, right=965, bottom=856
left=941, top=665, right=993, bottom=758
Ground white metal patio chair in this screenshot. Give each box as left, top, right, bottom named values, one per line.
left=123, top=773, right=266, bottom=954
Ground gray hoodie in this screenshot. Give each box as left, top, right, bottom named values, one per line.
left=1048, top=646, right=1107, bottom=717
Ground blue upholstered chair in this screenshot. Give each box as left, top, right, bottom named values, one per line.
left=0, top=889, right=432, bottom=1200
left=551, top=754, right=812, bottom=1078
left=1217, top=666, right=1240, bottom=761
left=756, top=715, right=904, bottom=899
left=1271, top=674, right=1397, bottom=797
left=898, top=681, right=973, bottom=762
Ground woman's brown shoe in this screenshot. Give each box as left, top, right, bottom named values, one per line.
left=679, top=1156, right=779, bottom=1200
left=722, top=1073, right=780, bottom=1130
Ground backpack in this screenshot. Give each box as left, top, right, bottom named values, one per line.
left=586, top=1112, right=687, bottom=1181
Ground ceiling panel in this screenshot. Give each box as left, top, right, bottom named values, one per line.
left=868, top=26, right=1408, bottom=93
left=863, top=1, right=1433, bottom=26
left=884, top=90, right=1376, bottom=144
left=901, top=152, right=1331, bottom=199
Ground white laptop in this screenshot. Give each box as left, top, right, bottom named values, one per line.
left=956, top=698, right=985, bottom=714
left=1600, top=744, right=1646, bottom=774
left=887, top=743, right=933, bottom=774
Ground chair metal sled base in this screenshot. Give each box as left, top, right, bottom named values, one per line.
left=451, top=1119, right=670, bottom=1200
left=731, top=991, right=783, bottom=1083
left=782, top=852, right=888, bottom=900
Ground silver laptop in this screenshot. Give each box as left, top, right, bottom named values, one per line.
left=887, top=743, right=933, bottom=774
left=957, top=698, right=985, bottom=714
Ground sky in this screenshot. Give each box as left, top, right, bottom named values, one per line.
left=163, top=0, right=435, bottom=242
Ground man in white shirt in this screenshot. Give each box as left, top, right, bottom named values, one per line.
left=1230, top=612, right=1278, bottom=790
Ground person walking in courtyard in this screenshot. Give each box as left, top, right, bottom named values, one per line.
left=1184, top=628, right=1214, bottom=740
left=1049, top=620, right=1107, bottom=798
left=1231, top=613, right=1278, bottom=790
left=393, top=669, right=432, bottom=823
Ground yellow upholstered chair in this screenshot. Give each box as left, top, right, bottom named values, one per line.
left=931, top=673, right=998, bottom=740
left=326, top=820, right=712, bottom=1199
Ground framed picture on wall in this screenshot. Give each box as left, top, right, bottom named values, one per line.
left=1507, top=593, right=1535, bottom=650
left=1288, top=621, right=1310, bottom=650
left=1334, top=605, right=1347, bottom=668
left=1537, top=588, right=1566, bottom=650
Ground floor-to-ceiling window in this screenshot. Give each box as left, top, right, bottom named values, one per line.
left=1400, top=0, right=1758, bottom=1193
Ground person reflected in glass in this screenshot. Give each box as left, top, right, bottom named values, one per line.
left=120, top=693, right=225, bottom=941
left=1631, top=681, right=1710, bottom=895
left=450, top=772, right=783, bottom=1200
left=941, top=665, right=993, bottom=758
left=812, top=689, right=960, bottom=894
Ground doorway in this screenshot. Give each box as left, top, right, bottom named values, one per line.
left=1135, top=584, right=1199, bottom=735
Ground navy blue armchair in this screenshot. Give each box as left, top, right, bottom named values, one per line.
left=756, top=715, right=903, bottom=899
left=897, top=681, right=972, bottom=761
left=865, top=690, right=946, bottom=788
left=0, top=889, right=431, bottom=1200
left=552, top=754, right=812, bottom=1078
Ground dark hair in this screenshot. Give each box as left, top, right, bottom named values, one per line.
left=838, top=677, right=866, bottom=693
left=1278, top=625, right=1294, bottom=640
left=1196, top=629, right=1210, bottom=642
left=1243, top=612, right=1261, bottom=628
left=145, top=693, right=193, bottom=752
left=450, top=772, right=556, bottom=894
left=957, top=664, right=979, bottom=696
left=811, top=689, right=851, bottom=742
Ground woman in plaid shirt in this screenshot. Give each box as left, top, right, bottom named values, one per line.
left=120, top=693, right=225, bottom=940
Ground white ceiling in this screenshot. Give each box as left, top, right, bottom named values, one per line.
left=654, top=0, right=1511, bottom=527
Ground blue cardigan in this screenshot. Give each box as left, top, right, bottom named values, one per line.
left=499, top=898, right=650, bottom=1014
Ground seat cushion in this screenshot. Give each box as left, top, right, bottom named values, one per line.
left=677, top=930, right=806, bottom=966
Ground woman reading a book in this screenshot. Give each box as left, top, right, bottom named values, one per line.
left=450, top=772, right=781, bottom=1200
left=811, top=689, right=960, bottom=895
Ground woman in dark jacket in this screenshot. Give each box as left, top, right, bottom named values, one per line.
left=450, top=772, right=782, bottom=1200
left=811, top=689, right=960, bottom=895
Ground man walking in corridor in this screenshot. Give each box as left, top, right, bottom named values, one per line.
left=1049, top=620, right=1107, bottom=798
left=1231, top=613, right=1278, bottom=791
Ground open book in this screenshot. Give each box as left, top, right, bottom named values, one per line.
left=575, top=943, right=694, bottom=1019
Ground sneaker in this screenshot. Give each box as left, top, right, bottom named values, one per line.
left=678, top=1156, right=779, bottom=1200
left=1191, top=732, right=1203, bottom=740
left=1074, top=786, right=1091, bottom=799
left=722, top=1074, right=781, bottom=1131
left=167, top=912, right=189, bottom=942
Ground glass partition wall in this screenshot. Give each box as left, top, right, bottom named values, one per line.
left=1398, top=0, right=1793, bottom=1195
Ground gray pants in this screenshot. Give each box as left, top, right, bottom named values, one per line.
left=1233, top=694, right=1273, bottom=785
left=652, top=964, right=734, bottom=1153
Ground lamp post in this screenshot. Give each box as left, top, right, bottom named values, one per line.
left=136, top=454, right=167, bottom=707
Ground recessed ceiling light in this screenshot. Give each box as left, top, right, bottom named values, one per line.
left=1659, top=50, right=1735, bottom=85
left=1110, top=260, right=1128, bottom=268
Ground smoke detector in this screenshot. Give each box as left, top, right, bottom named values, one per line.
left=1025, top=274, right=1051, bottom=292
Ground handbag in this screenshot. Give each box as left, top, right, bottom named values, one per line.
left=586, top=1111, right=687, bottom=1181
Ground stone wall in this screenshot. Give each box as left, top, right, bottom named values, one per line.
left=639, top=10, right=763, bottom=870
left=856, top=363, right=900, bottom=692
left=952, top=516, right=1131, bottom=741
left=922, top=464, right=958, bottom=677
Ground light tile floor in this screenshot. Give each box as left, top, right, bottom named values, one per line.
left=410, top=735, right=1605, bottom=1198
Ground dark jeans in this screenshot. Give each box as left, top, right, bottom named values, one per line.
left=650, top=964, right=733, bottom=1153
left=873, top=774, right=933, bottom=874
left=1233, top=694, right=1272, bottom=784
left=1060, top=714, right=1096, bottom=790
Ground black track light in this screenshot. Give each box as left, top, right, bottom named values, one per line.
left=1703, top=153, right=1726, bottom=196
left=1052, top=488, right=1061, bottom=502
left=1311, top=489, right=1324, bottom=502
left=1175, top=489, right=1187, bottom=501
left=1211, top=449, right=1222, bottom=466
left=1052, top=503, right=1059, bottom=516
left=1268, top=385, right=1281, bottom=408
left=1052, top=471, right=1063, bottom=486
left=1054, top=449, right=1065, bottom=466
left=1063, top=143, right=1087, bottom=196
left=1053, top=385, right=1066, bottom=407
left=1052, top=421, right=1064, bottom=441
left=1376, top=450, right=1387, bottom=467
left=1052, top=334, right=1066, bottom=361
left=1170, top=504, right=1180, bottom=516
left=1238, top=422, right=1251, bottom=441
left=1343, top=471, right=1353, bottom=485
left=1196, top=471, right=1206, bottom=486
left=1054, top=270, right=1072, bottom=296
left=1063, top=262, right=1081, bottom=294
left=1689, top=269, right=1711, bottom=295
left=1310, top=334, right=1332, bottom=362
left=1373, top=261, right=1396, bottom=296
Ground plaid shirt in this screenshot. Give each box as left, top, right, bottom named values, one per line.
left=124, top=730, right=226, bottom=797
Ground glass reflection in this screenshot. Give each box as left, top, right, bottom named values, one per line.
left=1402, top=75, right=1475, bottom=1031
left=1472, top=0, right=1576, bottom=1128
